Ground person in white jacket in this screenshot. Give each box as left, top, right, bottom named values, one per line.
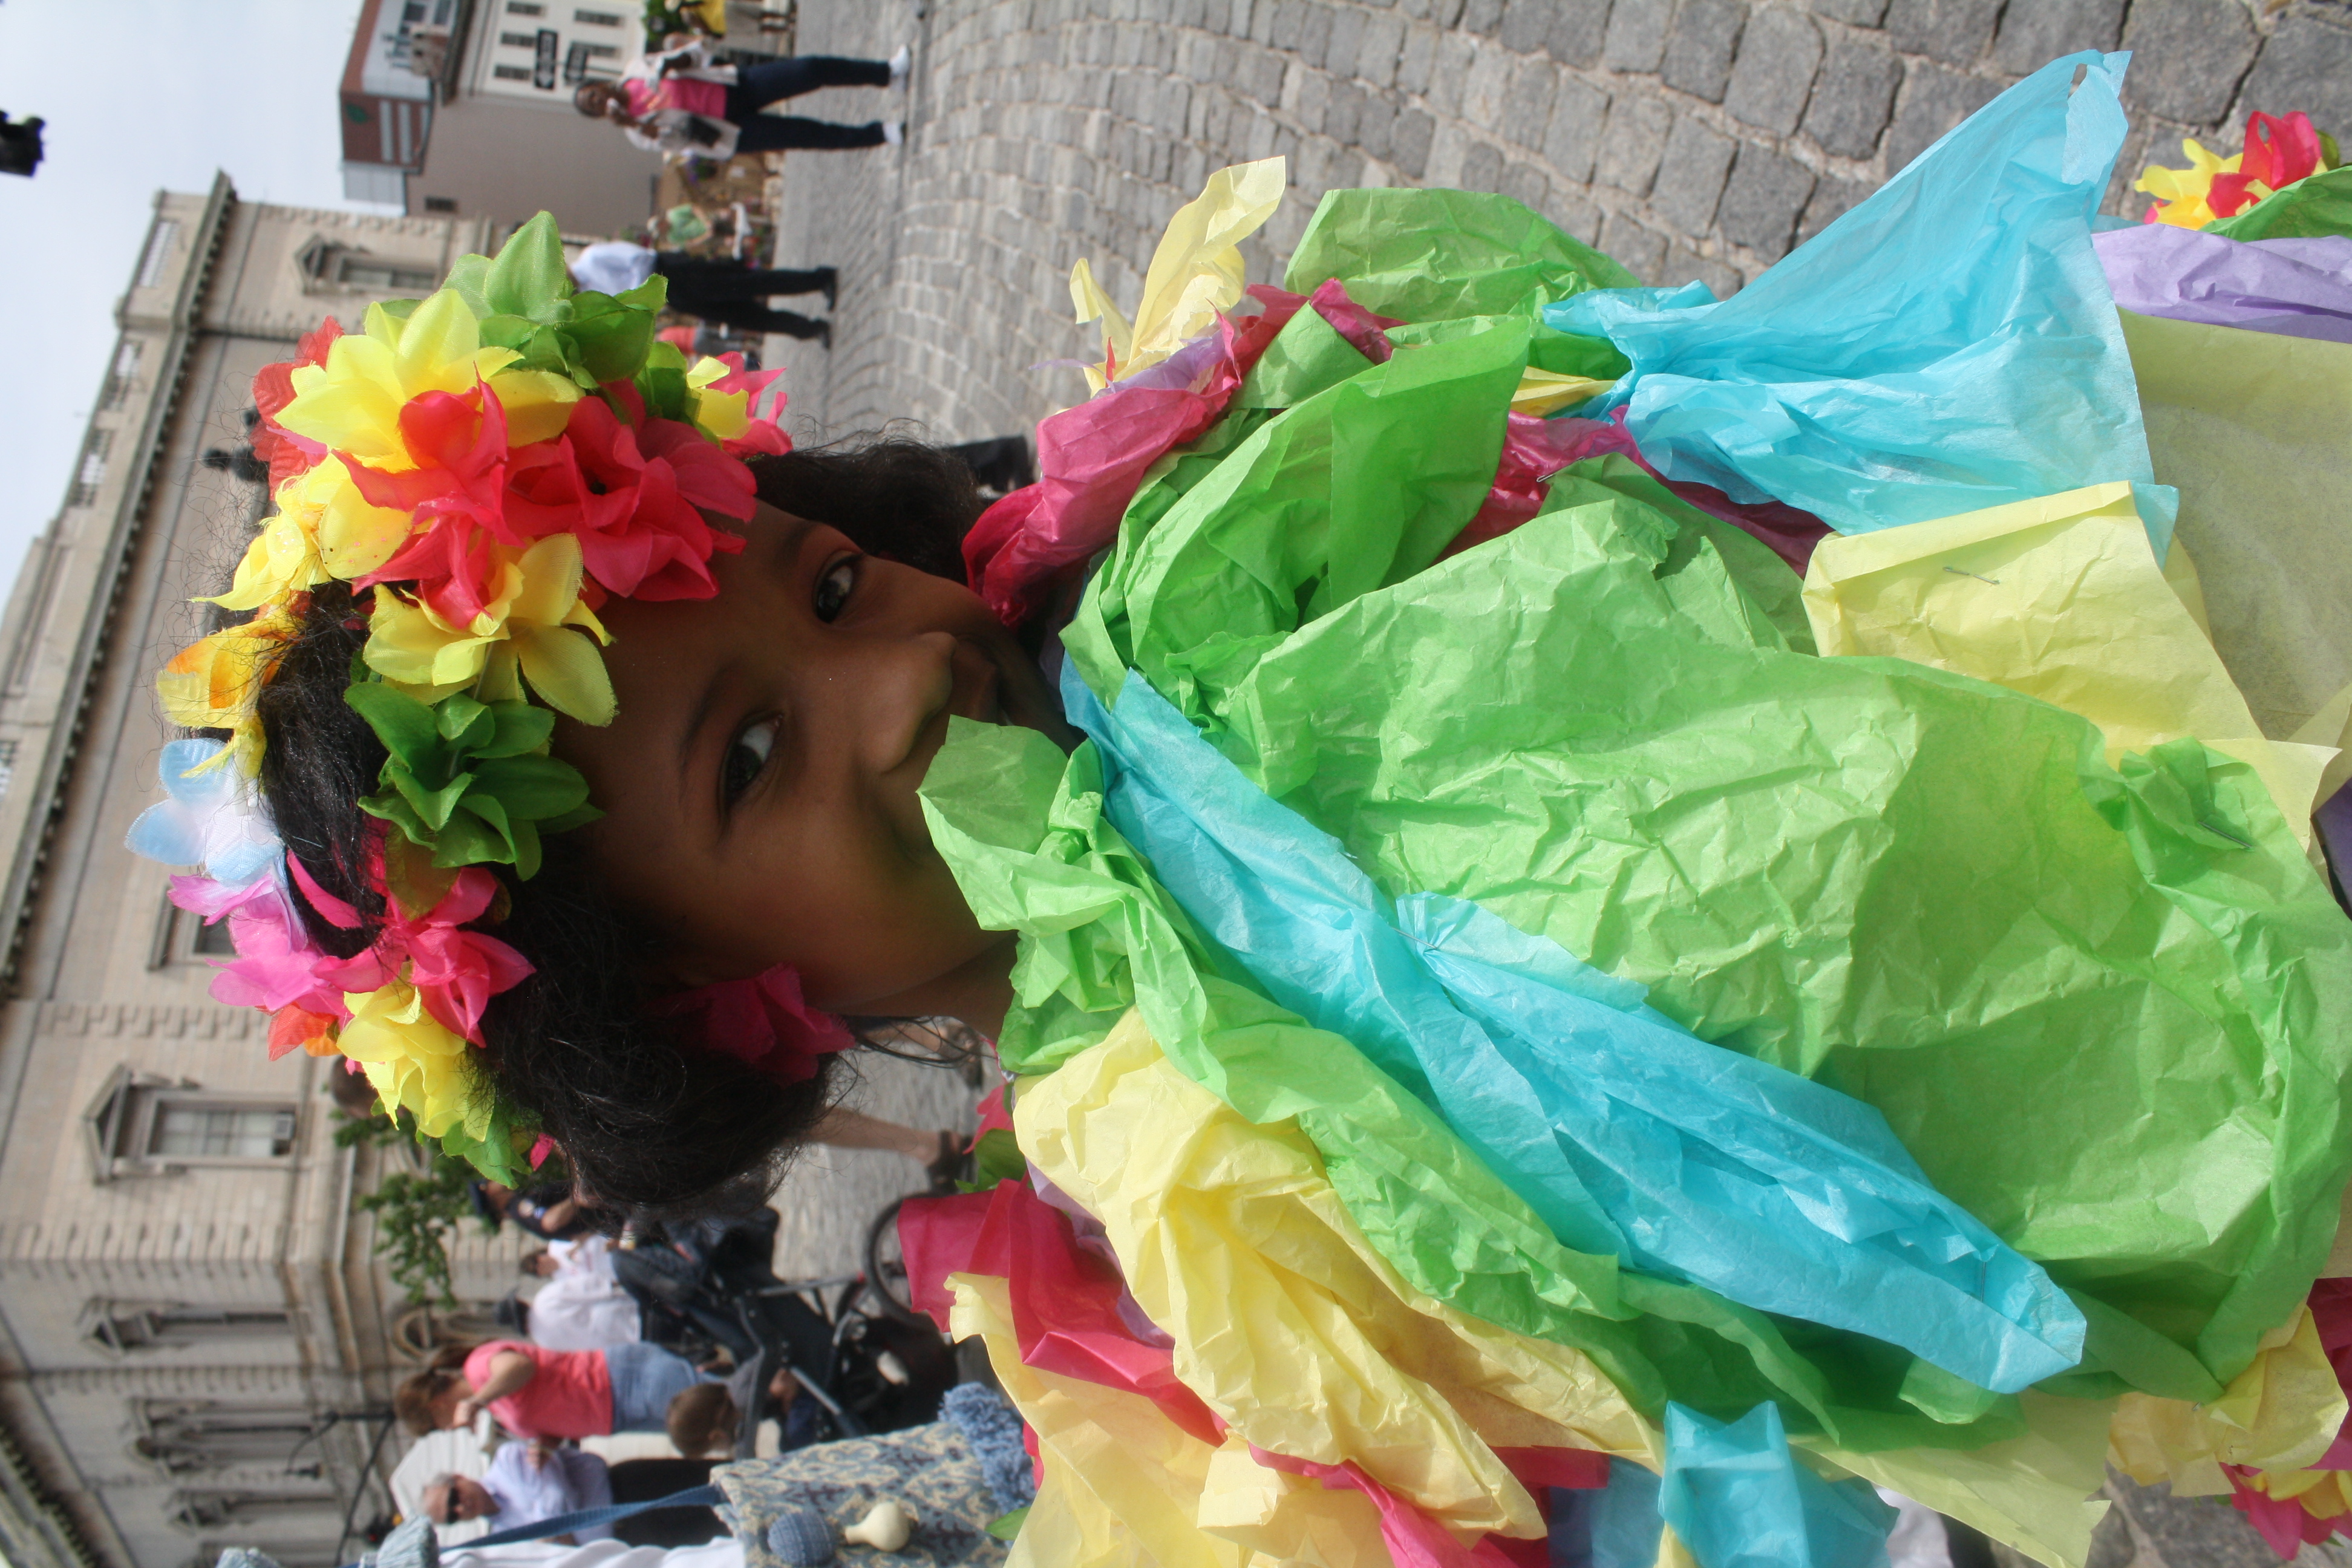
left=573, top=41, right=909, bottom=161
left=523, top=1235, right=642, bottom=1354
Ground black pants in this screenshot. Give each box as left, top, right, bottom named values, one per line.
left=654, top=254, right=832, bottom=302
left=725, top=56, right=891, bottom=152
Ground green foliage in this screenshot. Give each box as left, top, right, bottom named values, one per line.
left=984, top=1508, right=1028, bottom=1541
left=347, top=1109, right=479, bottom=1307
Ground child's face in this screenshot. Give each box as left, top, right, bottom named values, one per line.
left=556, top=501, right=1073, bottom=1016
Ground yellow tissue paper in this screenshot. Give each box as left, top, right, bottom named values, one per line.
left=2120, top=310, right=2352, bottom=744
left=1014, top=1010, right=1656, bottom=1541
left=2111, top=1305, right=2350, bottom=1498
left=1511, top=367, right=1617, bottom=415
left=1070, top=157, right=1287, bottom=391
left=1808, top=1393, right=2113, bottom=1568
left=1802, top=480, right=2338, bottom=845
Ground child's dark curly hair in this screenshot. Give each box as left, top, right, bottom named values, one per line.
left=250, top=438, right=984, bottom=1218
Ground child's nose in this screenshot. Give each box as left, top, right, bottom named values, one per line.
left=825, top=630, right=959, bottom=777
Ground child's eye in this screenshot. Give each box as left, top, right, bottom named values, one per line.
left=814, top=557, right=857, bottom=622
left=722, top=717, right=779, bottom=805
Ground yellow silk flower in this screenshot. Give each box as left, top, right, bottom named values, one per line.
left=203, top=456, right=414, bottom=613
left=2135, top=137, right=2242, bottom=228
left=1070, top=158, right=1287, bottom=392
left=1013, top=1010, right=1656, bottom=1543
left=272, top=289, right=581, bottom=469
left=155, top=601, right=302, bottom=775
left=362, top=533, right=615, bottom=725
left=339, top=977, right=479, bottom=1137
left=685, top=356, right=750, bottom=443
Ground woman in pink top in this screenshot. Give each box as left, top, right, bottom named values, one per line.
left=573, top=40, right=912, bottom=160
left=395, top=1341, right=708, bottom=1440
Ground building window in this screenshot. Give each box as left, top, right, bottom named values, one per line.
left=505, top=1, right=546, bottom=12
left=135, top=1402, right=319, bottom=1475
left=561, top=41, right=621, bottom=83
left=83, top=1067, right=299, bottom=1180
left=137, top=219, right=181, bottom=289
left=149, top=889, right=237, bottom=969
left=493, top=64, right=532, bottom=80
left=82, top=1301, right=294, bottom=1356
left=0, top=738, right=17, bottom=800
left=498, top=29, right=538, bottom=46
left=296, top=238, right=437, bottom=295
left=422, top=195, right=457, bottom=214
left=574, top=7, right=623, bottom=23
left=67, top=428, right=112, bottom=509
left=100, top=341, right=142, bottom=410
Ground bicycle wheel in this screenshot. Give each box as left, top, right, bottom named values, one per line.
left=862, top=1196, right=927, bottom=1326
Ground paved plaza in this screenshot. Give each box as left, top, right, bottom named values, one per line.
left=762, top=0, right=2352, bottom=448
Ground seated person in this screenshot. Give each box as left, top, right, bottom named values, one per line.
left=423, top=1442, right=614, bottom=1543
left=523, top=1236, right=641, bottom=1354
left=397, top=1341, right=711, bottom=1442
left=665, top=1364, right=809, bottom=1460
left=471, top=1180, right=591, bottom=1242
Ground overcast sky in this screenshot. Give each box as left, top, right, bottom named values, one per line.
left=0, top=0, right=391, bottom=607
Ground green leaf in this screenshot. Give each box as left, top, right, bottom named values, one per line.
left=391, top=763, right=477, bottom=832
left=475, top=702, right=556, bottom=759
left=433, top=809, right=515, bottom=869
left=476, top=313, right=540, bottom=352
left=568, top=305, right=658, bottom=385
left=616, top=275, right=669, bottom=313
left=984, top=1508, right=1028, bottom=1542
left=378, top=297, right=423, bottom=325
left=436, top=693, right=495, bottom=750
left=356, top=790, right=432, bottom=844
left=345, top=681, right=443, bottom=765
left=444, top=253, right=495, bottom=318
left=483, top=212, right=573, bottom=321
left=510, top=818, right=544, bottom=881
left=473, top=754, right=595, bottom=818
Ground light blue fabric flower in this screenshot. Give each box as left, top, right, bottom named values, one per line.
left=125, top=738, right=282, bottom=887
left=1546, top=52, right=2177, bottom=557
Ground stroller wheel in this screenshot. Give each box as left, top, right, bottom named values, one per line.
left=863, top=1197, right=929, bottom=1327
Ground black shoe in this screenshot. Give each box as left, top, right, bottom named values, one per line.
left=815, top=321, right=832, bottom=350
left=818, top=268, right=838, bottom=312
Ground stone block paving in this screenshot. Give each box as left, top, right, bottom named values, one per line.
left=764, top=0, right=2352, bottom=446
left=751, top=0, right=2352, bottom=1557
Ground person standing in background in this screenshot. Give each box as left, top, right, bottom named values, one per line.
left=569, top=240, right=837, bottom=347
left=573, top=41, right=911, bottom=158
left=523, top=1235, right=643, bottom=1354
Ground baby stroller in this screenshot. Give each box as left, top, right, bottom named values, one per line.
left=610, top=1207, right=956, bottom=1448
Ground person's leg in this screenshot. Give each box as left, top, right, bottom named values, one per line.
left=734, top=266, right=836, bottom=301
left=730, top=114, right=890, bottom=153
left=811, top=1106, right=951, bottom=1165
left=729, top=56, right=890, bottom=113
left=681, top=298, right=829, bottom=341
left=603, top=1343, right=706, bottom=1432
left=658, top=260, right=834, bottom=303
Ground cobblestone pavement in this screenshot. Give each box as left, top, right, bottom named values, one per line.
left=763, top=0, right=2352, bottom=446
left=765, top=1049, right=984, bottom=1281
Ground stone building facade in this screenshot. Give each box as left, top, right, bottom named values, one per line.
left=0, top=182, right=531, bottom=1568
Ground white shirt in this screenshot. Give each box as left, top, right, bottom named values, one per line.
left=528, top=1236, right=642, bottom=1353
left=481, top=1443, right=614, bottom=1543
left=570, top=243, right=658, bottom=297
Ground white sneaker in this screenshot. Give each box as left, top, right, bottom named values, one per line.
left=887, top=45, right=910, bottom=88
left=881, top=119, right=904, bottom=146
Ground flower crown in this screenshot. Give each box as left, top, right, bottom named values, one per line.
left=129, top=215, right=849, bottom=1183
